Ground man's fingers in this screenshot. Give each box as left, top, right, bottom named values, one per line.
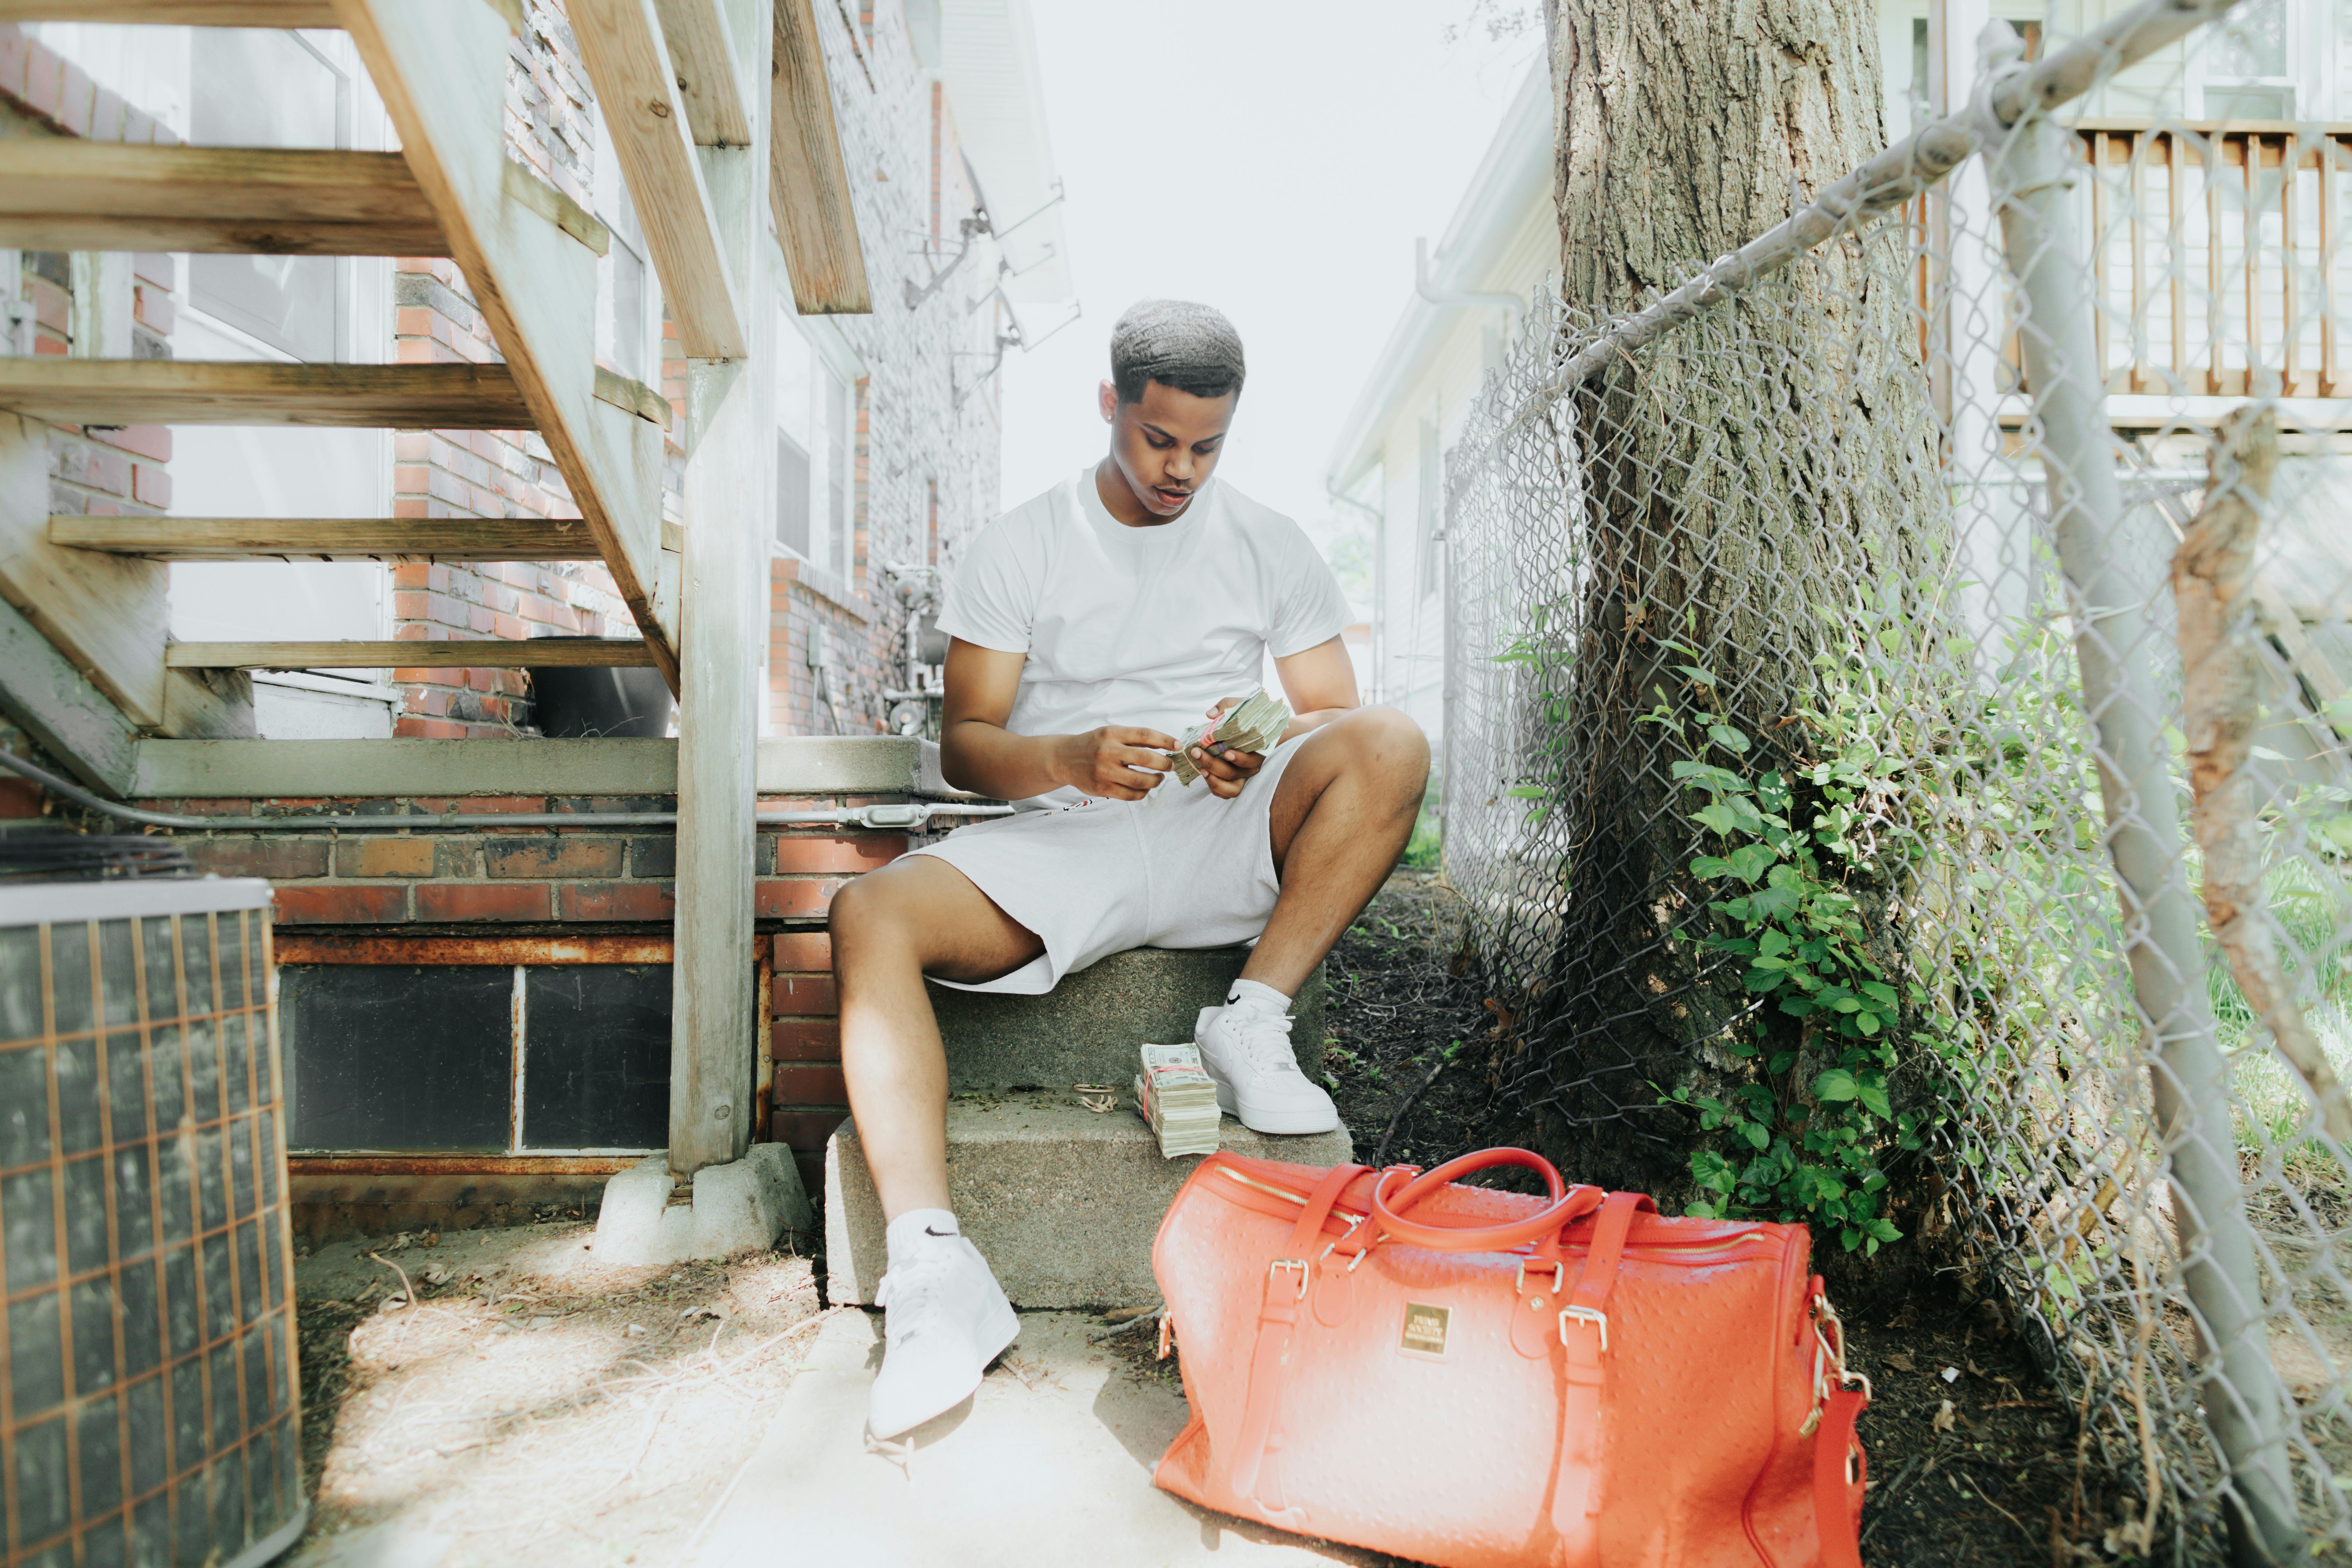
left=1108, top=726, right=1181, bottom=751
left=1115, top=746, right=1172, bottom=774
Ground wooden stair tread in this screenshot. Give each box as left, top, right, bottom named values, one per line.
left=50, top=518, right=607, bottom=561
left=0, top=142, right=447, bottom=258
left=0, top=0, right=523, bottom=26
left=0, top=360, right=535, bottom=429
left=166, top=640, right=656, bottom=669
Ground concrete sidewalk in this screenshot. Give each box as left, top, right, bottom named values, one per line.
left=692, top=1310, right=1409, bottom=1567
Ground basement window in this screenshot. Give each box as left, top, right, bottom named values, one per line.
left=280, top=964, right=670, bottom=1155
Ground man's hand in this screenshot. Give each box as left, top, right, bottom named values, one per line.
left=1188, top=696, right=1270, bottom=800
left=1053, top=726, right=1178, bottom=801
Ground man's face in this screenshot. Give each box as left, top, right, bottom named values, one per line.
left=1097, top=378, right=1238, bottom=519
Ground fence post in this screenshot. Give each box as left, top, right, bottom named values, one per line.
left=1981, top=39, right=2303, bottom=1564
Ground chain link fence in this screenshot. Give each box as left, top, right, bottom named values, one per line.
left=1442, top=3, right=2352, bottom=1558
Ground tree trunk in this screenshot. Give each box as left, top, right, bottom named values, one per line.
left=1513, top=0, right=1937, bottom=1200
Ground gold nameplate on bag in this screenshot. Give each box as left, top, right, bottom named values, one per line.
left=1399, top=1302, right=1450, bottom=1359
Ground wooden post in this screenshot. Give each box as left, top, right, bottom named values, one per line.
left=670, top=0, right=777, bottom=1175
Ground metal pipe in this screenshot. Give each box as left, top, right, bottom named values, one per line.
left=1988, top=48, right=2301, bottom=1564
left=0, top=746, right=1010, bottom=833
left=1415, top=237, right=1523, bottom=317
left=1483, top=0, right=2245, bottom=445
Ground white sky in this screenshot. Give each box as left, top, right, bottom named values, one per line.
left=994, top=1, right=1544, bottom=548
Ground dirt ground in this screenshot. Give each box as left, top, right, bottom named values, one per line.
left=288, top=1222, right=829, bottom=1568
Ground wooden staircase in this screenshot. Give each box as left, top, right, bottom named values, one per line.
left=0, top=0, right=870, bottom=1176
left=0, top=0, right=860, bottom=706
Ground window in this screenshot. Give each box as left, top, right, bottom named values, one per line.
left=2196, top=0, right=2298, bottom=118
left=772, top=311, right=862, bottom=583
left=776, top=432, right=812, bottom=556
left=593, top=114, right=657, bottom=383
left=189, top=30, right=344, bottom=359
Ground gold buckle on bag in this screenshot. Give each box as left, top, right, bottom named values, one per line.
left=1558, top=1304, right=1609, bottom=1352
left=1268, top=1257, right=1310, bottom=1301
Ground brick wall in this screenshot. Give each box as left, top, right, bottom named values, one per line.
left=384, top=2, right=657, bottom=738
left=0, top=28, right=178, bottom=539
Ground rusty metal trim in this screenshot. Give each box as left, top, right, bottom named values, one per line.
left=754, top=940, right=774, bottom=1145
left=275, top=934, right=675, bottom=965
left=288, top=1155, right=641, bottom=1176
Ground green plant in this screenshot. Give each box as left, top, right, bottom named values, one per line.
left=1647, top=644, right=1935, bottom=1255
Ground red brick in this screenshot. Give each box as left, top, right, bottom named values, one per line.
left=770, top=1017, right=840, bottom=1060
left=415, top=882, right=550, bottom=921
left=559, top=880, right=676, bottom=920
left=131, top=463, right=170, bottom=509
left=0, top=779, right=38, bottom=819
left=483, top=837, right=622, bottom=879
left=768, top=834, right=908, bottom=874
left=773, top=931, right=833, bottom=971
left=184, top=836, right=332, bottom=879
left=87, top=424, right=169, bottom=462
left=336, top=838, right=436, bottom=877
left=754, top=878, right=840, bottom=919
left=274, top=884, right=407, bottom=924
left=133, top=252, right=174, bottom=289
left=771, top=973, right=836, bottom=1014
left=769, top=1110, right=849, bottom=1153
left=775, top=1065, right=848, bottom=1105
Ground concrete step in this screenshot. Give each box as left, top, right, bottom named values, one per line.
left=692, top=1310, right=1397, bottom=1567
left=930, top=944, right=1324, bottom=1090
left=825, top=1089, right=1351, bottom=1309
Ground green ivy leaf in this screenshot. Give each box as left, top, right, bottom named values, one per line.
left=1726, top=844, right=1777, bottom=883
left=1813, top=1069, right=1860, bottom=1102
left=1504, top=785, right=1548, bottom=799
left=1741, top=1121, right=1771, bottom=1150
left=1856, top=1080, right=1893, bottom=1119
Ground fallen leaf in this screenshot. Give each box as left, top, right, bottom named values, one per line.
left=420, top=1264, right=452, bottom=1287
left=1931, top=1399, right=1956, bottom=1434
left=1966, top=1358, right=1986, bottom=1378
left=624, top=1323, right=647, bottom=1339
left=1940, top=1366, right=1961, bottom=1384
left=1884, top=1352, right=1917, bottom=1373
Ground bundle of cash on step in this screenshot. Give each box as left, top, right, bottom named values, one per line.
left=1133, top=1043, right=1222, bottom=1157
left=1170, top=689, right=1292, bottom=785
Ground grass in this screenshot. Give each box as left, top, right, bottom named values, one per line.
left=1400, top=774, right=1443, bottom=870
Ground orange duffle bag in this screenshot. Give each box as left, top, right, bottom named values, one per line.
left=1150, top=1148, right=1870, bottom=1568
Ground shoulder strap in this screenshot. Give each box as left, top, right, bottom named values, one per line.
left=1550, top=1191, right=1647, bottom=1567
left=1225, top=1162, right=1366, bottom=1510
left=1813, top=1385, right=1868, bottom=1568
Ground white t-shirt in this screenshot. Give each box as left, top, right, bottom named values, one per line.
left=936, top=466, right=1351, bottom=810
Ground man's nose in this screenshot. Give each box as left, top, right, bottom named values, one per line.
left=1166, top=450, right=1193, bottom=481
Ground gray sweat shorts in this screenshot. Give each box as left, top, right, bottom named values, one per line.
left=907, top=731, right=1311, bottom=996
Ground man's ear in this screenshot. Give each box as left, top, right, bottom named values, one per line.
left=1098, top=379, right=1117, bottom=422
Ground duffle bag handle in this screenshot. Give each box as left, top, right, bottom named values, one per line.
left=1359, top=1147, right=1608, bottom=1254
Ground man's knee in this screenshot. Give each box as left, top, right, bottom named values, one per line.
left=828, top=864, right=918, bottom=957
left=1333, top=705, right=1430, bottom=791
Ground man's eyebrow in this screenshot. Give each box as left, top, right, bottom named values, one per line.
left=1140, top=421, right=1226, bottom=446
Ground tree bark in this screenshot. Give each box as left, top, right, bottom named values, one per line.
left=1517, top=0, right=1937, bottom=1197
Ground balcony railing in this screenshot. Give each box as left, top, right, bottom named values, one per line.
left=2076, top=119, right=2349, bottom=398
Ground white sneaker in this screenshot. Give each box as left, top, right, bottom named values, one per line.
left=867, top=1229, right=1019, bottom=1441
left=1194, top=1003, right=1341, bottom=1135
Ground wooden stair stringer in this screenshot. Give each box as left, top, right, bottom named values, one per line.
left=332, top=0, right=681, bottom=688
left=0, top=413, right=253, bottom=739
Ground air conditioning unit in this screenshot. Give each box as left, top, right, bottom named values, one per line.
left=0, top=875, right=306, bottom=1568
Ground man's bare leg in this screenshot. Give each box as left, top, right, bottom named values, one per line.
left=1245, top=705, right=1431, bottom=992
left=828, top=856, right=1043, bottom=1220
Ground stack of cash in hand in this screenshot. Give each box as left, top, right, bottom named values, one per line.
left=1170, top=688, right=1293, bottom=785
left=1133, top=1043, right=1222, bottom=1157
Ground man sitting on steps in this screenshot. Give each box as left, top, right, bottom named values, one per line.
left=827, top=299, right=1431, bottom=1441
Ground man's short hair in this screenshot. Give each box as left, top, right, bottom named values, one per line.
left=1109, top=300, right=1245, bottom=405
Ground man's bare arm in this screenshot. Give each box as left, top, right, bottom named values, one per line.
left=938, top=638, right=1179, bottom=802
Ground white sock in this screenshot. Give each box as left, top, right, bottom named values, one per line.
left=886, top=1208, right=959, bottom=1260
left=1225, top=978, right=1291, bottom=1017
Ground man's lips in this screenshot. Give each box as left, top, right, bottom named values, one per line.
left=1151, top=486, right=1191, bottom=508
